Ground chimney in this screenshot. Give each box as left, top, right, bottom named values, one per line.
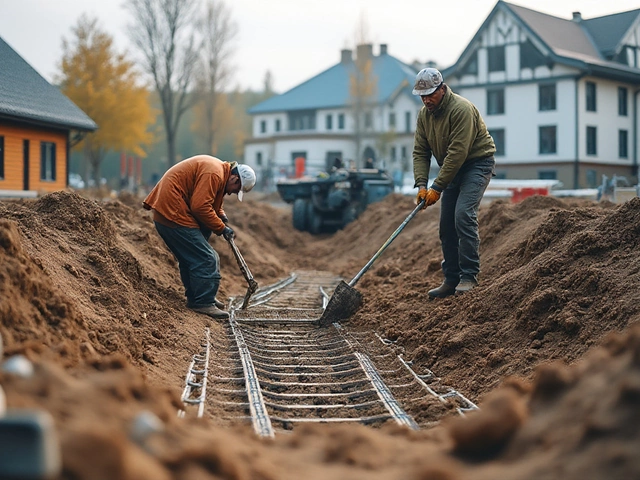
left=356, top=43, right=373, bottom=61
left=572, top=11, right=582, bottom=22
left=380, top=44, right=388, bottom=55
left=341, top=49, right=352, bottom=64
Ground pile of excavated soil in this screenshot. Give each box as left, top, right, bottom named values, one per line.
left=0, top=190, right=639, bottom=479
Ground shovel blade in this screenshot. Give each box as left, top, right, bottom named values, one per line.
left=318, top=281, right=363, bottom=327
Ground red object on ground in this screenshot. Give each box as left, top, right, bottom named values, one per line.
left=294, top=157, right=305, bottom=178
left=510, top=187, right=549, bottom=203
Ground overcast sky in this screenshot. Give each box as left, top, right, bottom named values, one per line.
left=1, top=0, right=639, bottom=93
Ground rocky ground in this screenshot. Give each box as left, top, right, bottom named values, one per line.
left=1, top=190, right=639, bottom=479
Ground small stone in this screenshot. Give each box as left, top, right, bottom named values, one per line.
left=130, top=411, right=164, bottom=445
left=2, top=355, right=34, bottom=378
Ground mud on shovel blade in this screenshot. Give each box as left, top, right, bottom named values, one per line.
left=227, top=237, right=258, bottom=309
left=318, top=200, right=425, bottom=327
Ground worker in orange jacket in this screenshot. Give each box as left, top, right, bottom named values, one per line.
left=143, top=155, right=256, bottom=319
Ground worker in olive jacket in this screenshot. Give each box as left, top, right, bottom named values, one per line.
left=143, top=155, right=256, bottom=319
left=412, top=68, right=495, bottom=298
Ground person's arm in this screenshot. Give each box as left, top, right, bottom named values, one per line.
left=431, top=106, right=475, bottom=191
left=189, top=174, right=226, bottom=233
left=412, top=110, right=432, bottom=189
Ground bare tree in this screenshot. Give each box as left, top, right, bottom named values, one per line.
left=195, top=0, right=238, bottom=155
left=126, top=0, right=200, bottom=167
left=348, top=12, right=377, bottom=169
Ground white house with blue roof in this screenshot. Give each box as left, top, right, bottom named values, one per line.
left=245, top=44, right=422, bottom=180
left=443, top=1, right=640, bottom=189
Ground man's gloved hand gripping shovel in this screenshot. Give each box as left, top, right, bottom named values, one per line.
left=318, top=199, right=425, bottom=327
left=226, top=236, right=258, bottom=309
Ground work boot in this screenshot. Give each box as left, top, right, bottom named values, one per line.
left=214, top=298, right=225, bottom=309
left=428, top=283, right=457, bottom=299
left=190, top=305, right=229, bottom=319
left=455, top=278, right=478, bottom=295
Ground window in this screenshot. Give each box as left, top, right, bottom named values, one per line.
left=390, top=146, right=397, bottom=161
left=586, top=169, right=597, bottom=188
left=488, top=46, right=505, bottom=72
left=401, top=146, right=407, bottom=159
left=538, top=170, right=557, bottom=180
left=619, top=129, right=628, bottom=158
left=539, top=84, right=556, bottom=111
left=326, top=114, right=333, bottom=130
left=275, top=119, right=281, bottom=132
left=389, top=112, right=396, bottom=129
left=494, top=171, right=507, bottom=179
left=405, top=111, right=411, bottom=133
left=539, top=126, right=556, bottom=154
left=260, top=120, right=266, bottom=133
left=0, top=136, right=4, bottom=179
left=586, top=126, right=597, bottom=155
left=489, top=129, right=505, bottom=156
left=364, top=112, right=372, bottom=129
left=586, top=82, right=596, bottom=112
left=487, top=89, right=504, bottom=115
left=618, top=87, right=628, bottom=116
left=40, top=142, right=56, bottom=181
left=288, top=110, right=316, bottom=131
left=338, top=113, right=345, bottom=130
left=256, top=152, right=263, bottom=166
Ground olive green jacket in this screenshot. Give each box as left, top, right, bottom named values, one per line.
left=413, top=85, right=495, bottom=191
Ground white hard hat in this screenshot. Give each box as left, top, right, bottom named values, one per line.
left=236, top=164, right=256, bottom=201
left=412, top=67, right=443, bottom=96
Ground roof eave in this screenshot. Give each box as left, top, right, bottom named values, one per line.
left=0, top=112, right=97, bottom=132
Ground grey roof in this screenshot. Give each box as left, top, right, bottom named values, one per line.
left=582, top=9, right=640, bottom=57
left=0, top=36, right=97, bottom=131
left=506, top=3, right=601, bottom=59
left=445, top=1, right=640, bottom=83
left=248, top=52, right=421, bottom=114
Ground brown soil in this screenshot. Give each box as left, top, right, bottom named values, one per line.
left=1, top=190, right=639, bottom=479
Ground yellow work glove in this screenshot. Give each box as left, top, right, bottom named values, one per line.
left=416, top=187, right=428, bottom=209
left=425, top=188, right=441, bottom=206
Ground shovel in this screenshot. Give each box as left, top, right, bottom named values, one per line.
left=318, top=199, right=425, bottom=327
left=227, top=237, right=258, bottom=309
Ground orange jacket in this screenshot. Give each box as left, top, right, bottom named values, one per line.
left=143, top=155, right=234, bottom=234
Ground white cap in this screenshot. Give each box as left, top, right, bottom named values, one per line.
left=236, top=164, right=256, bottom=201
left=412, top=67, right=443, bottom=96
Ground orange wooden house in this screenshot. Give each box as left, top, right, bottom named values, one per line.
left=0, top=36, right=96, bottom=197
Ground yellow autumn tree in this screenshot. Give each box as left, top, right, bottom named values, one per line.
left=58, top=15, right=156, bottom=186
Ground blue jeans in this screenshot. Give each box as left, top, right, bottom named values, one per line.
left=154, top=222, right=221, bottom=308
left=439, top=156, right=495, bottom=286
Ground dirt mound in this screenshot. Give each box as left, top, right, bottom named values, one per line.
left=1, top=190, right=640, bottom=479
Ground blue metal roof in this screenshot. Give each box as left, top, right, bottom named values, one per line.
left=0, top=36, right=97, bottom=131
left=248, top=52, right=420, bottom=114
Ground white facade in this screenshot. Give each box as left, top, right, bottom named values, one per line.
left=245, top=94, right=420, bottom=178
left=446, top=4, right=640, bottom=188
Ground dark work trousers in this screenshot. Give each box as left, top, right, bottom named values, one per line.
left=439, top=156, right=495, bottom=286
left=154, top=222, right=221, bottom=308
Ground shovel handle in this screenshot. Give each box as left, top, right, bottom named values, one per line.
left=227, top=237, right=256, bottom=286
left=348, top=199, right=425, bottom=287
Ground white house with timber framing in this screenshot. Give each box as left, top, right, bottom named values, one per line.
left=442, top=1, right=640, bottom=189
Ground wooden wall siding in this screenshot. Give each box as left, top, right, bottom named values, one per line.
left=0, top=124, right=68, bottom=192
